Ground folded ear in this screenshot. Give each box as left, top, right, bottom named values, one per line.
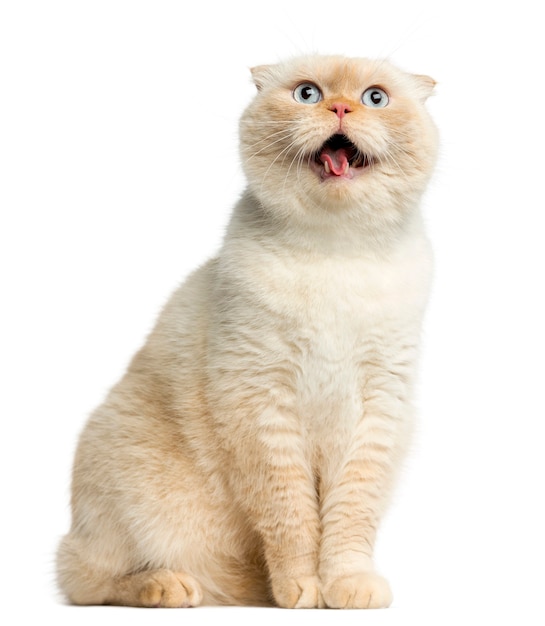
left=412, top=74, right=436, bottom=102
left=250, top=65, right=275, bottom=91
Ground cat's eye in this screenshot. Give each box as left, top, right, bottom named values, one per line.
left=362, top=87, right=389, bottom=108
left=293, top=83, right=322, bottom=104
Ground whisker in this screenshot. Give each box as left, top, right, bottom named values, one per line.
left=244, top=131, right=295, bottom=162
left=258, top=137, right=304, bottom=197
left=282, top=144, right=309, bottom=196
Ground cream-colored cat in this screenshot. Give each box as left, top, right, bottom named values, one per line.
left=57, top=54, right=437, bottom=609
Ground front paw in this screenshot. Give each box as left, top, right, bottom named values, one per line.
left=322, top=572, right=392, bottom=609
left=272, top=575, right=324, bottom=608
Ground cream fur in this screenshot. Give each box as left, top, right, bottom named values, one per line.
left=57, top=54, right=438, bottom=609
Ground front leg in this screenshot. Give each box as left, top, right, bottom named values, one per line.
left=219, top=400, right=323, bottom=608
left=319, top=358, right=414, bottom=608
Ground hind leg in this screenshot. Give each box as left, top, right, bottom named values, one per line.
left=57, top=533, right=202, bottom=607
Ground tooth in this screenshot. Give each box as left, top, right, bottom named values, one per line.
left=324, top=161, right=330, bottom=174
left=343, top=162, right=350, bottom=175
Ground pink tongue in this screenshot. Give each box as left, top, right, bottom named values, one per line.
left=320, top=147, right=349, bottom=175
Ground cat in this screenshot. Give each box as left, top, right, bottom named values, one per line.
left=56, top=54, right=438, bottom=609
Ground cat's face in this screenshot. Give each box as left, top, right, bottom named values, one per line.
left=240, top=55, right=438, bottom=222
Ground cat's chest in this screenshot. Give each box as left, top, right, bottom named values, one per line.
left=216, top=239, right=430, bottom=431
left=256, top=245, right=431, bottom=335
left=220, top=236, right=431, bottom=358
left=241, top=241, right=428, bottom=376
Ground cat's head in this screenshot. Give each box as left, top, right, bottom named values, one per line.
left=239, top=55, right=438, bottom=229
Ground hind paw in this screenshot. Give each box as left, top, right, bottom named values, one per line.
left=136, top=569, right=203, bottom=608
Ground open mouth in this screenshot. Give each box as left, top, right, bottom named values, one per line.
left=312, top=134, right=371, bottom=179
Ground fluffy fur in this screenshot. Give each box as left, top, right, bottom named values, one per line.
left=57, top=54, right=438, bottom=609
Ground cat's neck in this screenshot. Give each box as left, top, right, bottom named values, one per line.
left=225, top=189, right=426, bottom=260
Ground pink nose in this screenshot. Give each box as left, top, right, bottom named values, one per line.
left=330, top=102, right=352, bottom=118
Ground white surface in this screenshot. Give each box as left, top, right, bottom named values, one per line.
left=1, top=0, right=543, bottom=623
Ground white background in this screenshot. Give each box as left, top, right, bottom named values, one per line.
left=1, top=1, right=544, bottom=624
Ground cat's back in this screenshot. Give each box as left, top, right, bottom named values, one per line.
left=73, top=258, right=219, bottom=471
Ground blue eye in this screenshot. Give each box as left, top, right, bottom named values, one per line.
left=362, top=87, right=389, bottom=108
left=293, top=83, right=322, bottom=104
